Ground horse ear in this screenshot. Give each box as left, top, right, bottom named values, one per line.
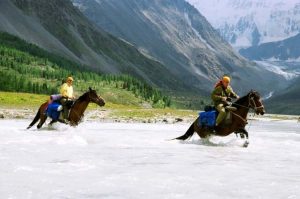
left=89, top=87, right=92, bottom=91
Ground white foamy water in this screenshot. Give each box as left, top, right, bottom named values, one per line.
left=0, top=119, right=299, bottom=199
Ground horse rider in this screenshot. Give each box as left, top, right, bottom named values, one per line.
left=211, top=76, right=239, bottom=127
left=60, top=76, right=75, bottom=123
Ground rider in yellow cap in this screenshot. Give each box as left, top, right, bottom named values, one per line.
left=211, top=75, right=239, bottom=127
left=60, top=76, right=75, bottom=122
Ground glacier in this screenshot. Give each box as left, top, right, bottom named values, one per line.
left=187, top=0, right=300, bottom=48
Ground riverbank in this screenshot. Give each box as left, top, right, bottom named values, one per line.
left=0, top=107, right=299, bottom=125
left=1, top=91, right=299, bottom=124
left=0, top=107, right=197, bottom=124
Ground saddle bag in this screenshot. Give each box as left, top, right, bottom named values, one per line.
left=198, top=110, right=217, bottom=127
left=46, top=102, right=62, bottom=120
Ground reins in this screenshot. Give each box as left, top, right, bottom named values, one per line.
left=230, top=111, right=248, bottom=124
left=228, top=94, right=263, bottom=124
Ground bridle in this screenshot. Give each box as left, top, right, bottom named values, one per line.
left=229, top=92, right=264, bottom=124
left=248, top=95, right=264, bottom=112
left=69, top=91, right=101, bottom=124
left=232, top=93, right=264, bottom=112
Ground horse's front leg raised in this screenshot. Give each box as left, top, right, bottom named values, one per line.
left=235, top=128, right=249, bottom=139
left=235, top=128, right=249, bottom=147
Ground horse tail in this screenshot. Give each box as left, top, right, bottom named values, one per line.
left=173, top=122, right=195, bottom=140
left=27, top=109, right=41, bottom=129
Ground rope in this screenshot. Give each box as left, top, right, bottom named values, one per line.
left=228, top=95, right=261, bottom=131
left=231, top=102, right=250, bottom=109
left=230, top=111, right=248, bottom=124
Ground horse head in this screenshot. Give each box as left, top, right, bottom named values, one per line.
left=248, top=90, right=265, bottom=115
left=87, top=87, right=105, bottom=107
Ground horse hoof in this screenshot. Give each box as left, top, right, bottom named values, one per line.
left=243, top=140, right=249, bottom=148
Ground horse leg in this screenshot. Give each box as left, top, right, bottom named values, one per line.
left=234, top=129, right=249, bottom=147
left=27, top=109, right=41, bottom=129
left=235, top=128, right=249, bottom=139
left=27, top=102, right=48, bottom=129
left=37, top=114, right=47, bottom=129
left=242, top=129, right=249, bottom=139
left=242, top=129, right=250, bottom=147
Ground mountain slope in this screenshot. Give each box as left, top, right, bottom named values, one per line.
left=0, top=0, right=180, bottom=90
left=187, top=0, right=300, bottom=48
left=266, top=77, right=300, bottom=114
left=0, top=31, right=171, bottom=107
left=72, top=0, right=282, bottom=95
left=239, top=33, right=300, bottom=61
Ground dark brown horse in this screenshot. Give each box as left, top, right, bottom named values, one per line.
left=173, top=90, right=265, bottom=145
left=27, top=88, right=105, bottom=129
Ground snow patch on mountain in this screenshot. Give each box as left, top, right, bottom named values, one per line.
left=187, top=0, right=300, bottom=48
left=255, top=61, right=299, bottom=80
left=72, top=2, right=86, bottom=11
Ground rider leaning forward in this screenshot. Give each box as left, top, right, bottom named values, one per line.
left=60, top=76, right=75, bottom=122
left=211, top=76, right=239, bottom=127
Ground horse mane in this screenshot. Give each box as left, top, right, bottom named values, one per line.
left=233, top=90, right=260, bottom=108
left=75, top=91, right=89, bottom=103
left=233, top=93, right=249, bottom=107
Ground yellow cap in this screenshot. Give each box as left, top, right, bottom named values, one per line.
left=222, top=76, right=230, bottom=83
left=67, top=76, right=74, bottom=82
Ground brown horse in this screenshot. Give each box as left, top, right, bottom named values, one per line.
left=173, top=90, right=265, bottom=145
left=27, top=88, right=105, bottom=129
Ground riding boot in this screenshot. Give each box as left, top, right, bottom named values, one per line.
left=60, top=97, right=69, bottom=122
left=62, top=107, right=69, bottom=120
